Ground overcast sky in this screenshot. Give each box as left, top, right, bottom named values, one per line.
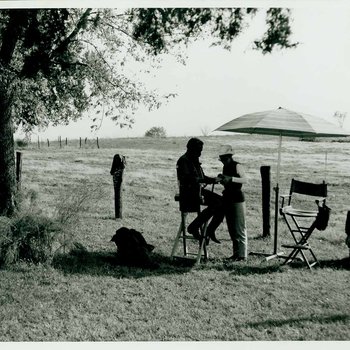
left=13, top=2, right=350, bottom=140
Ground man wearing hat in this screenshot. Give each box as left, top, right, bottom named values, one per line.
left=176, top=138, right=222, bottom=243
left=218, top=144, right=248, bottom=261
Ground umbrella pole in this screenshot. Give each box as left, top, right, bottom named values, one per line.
left=274, top=134, right=282, bottom=254
left=250, top=135, right=285, bottom=260
left=265, top=134, right=287, bottom=261
left=273, top=184, right=279, bottom=254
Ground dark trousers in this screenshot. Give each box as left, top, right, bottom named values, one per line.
left=188, top=189, right=224, bottom=234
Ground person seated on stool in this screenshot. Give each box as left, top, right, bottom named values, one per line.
left=176, top=137, right=222, bottom=243
left=218, top=145, right=248, bottom=261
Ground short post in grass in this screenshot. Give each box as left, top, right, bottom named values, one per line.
left=16, top=151, right=22, bottom=190
left=79, top=137, right=82, bottom=148
left=65, top=137, right=68, bottom=146
left=96, top=137, right=99, bottom=149
left=260, top=165, right=271, bottom=237
left=110, top=154, right=126, bottom=219
left=37, top=136, right=40, bottom=149
left=345, top=211, right=350, bottom=258
left=47, top=139, right=49, bottom=147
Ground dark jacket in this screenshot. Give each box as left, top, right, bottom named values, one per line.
left=176, top=152, right=215, bottom=212
left=222, top=160, right=245, bottom=203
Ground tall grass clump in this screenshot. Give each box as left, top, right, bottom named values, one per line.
left=0, top=181, right=106, bottom=266
left=0, top=190, right=59, bottom=266
left=54, top=180, right=106, bottom=252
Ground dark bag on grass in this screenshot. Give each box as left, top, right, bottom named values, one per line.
left=110, top=227, right=156, bottom=267
left=315, top=202, right=331, bottom=231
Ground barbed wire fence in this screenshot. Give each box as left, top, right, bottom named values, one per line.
left=25, top=136, right=101, bottom=149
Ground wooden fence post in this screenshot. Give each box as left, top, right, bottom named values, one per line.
left=111, top=154, right=125, bottom=219
left=47, top=139, right=50, bottom=147
left=346, top=211, right=350, bottom=258
left=65, top=137, right=68, bottom=146
left=261, top=165, right=271, bottom=237
left=79, top=137, right=82, bottom=148
left=97, top=137, right=100, bottom=149
left=16, top=151, right=22, bottom=190
left=85, top=137, right=87, bottom=145
left=59, top=136, right=62, bottom=148
left=37, top=136, right=40, bottom=149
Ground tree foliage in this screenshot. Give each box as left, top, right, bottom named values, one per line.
left=0, top=7, right=298, bottom=216
left=131, top=8, right=297, bottom=55
left=0, top=8, right=297, bottom=133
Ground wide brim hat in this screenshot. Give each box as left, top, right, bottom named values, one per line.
left=219, top=144, right=234, bottom=156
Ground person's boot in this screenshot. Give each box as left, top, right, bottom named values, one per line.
left=206, top=229, right=221, bottom=244
left=187, top=223, right=201, bottom=240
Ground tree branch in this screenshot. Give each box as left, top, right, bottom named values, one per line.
left=51, top=9, right=93, bottom=58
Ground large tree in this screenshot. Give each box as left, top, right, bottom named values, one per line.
left=0, top=8, right=297, bottom=216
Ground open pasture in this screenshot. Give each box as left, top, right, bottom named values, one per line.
left=1, top=134, right=349, bottom=341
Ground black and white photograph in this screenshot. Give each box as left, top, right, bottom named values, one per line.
left=0, top=0, right=349, bottom=346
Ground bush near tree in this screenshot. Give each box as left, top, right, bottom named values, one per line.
left=145, top=126, right=167, bottom=138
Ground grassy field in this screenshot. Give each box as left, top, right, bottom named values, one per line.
left=0, top=134, right=349, bottom=341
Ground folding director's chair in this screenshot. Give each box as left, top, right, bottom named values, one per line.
left=279, top=178, right=329, bottom=269
left=170, top=185, right=214, bottom=265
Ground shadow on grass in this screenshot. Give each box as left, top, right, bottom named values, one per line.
left=242, top=313, right=350, bottom=329
left=51, top=248, right=288, bottom=278
left=279, top=257, right=350, bottom=270
left=52, top=250, right=350, bottom=278
left=318, top=257, right=350, bottom=270
left=52, top=250, right=195, bottom=278
left=213, top=262, right=282, bottom=276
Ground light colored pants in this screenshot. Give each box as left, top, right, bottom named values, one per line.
left=225, top=201, right=247, bottom=258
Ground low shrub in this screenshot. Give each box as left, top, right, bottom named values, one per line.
left=299, top=136, right=316, bottom=142
left=145, top=126, right=167, bottom=138
left=15, top=139, right=29, bottom=148
left=0, top=214, right=59, bottom=265
left=0, top=182, right=104, bottom=266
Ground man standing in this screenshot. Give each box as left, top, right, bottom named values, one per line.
left=218, top=145, right=248, bottom=261
left=176, top=138, right=222, bottom=243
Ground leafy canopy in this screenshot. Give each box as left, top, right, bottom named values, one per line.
left=0, top=8, right=297, bottom=132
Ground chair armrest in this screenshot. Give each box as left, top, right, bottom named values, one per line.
left=280, top=194, right=291, bottom=208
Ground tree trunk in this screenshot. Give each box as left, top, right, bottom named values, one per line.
left=0, top=85, right=16, bottom=216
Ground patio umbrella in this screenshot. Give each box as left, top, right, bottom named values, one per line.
left=215, top=107, right=350, bottom=259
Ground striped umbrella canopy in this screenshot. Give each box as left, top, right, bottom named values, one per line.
left=215, top=107, right=350, bottom=257
left=215, top=107, right=349, bottom=138
left=215, top=107, right=350, bottom=182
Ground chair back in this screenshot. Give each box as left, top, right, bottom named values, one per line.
left=288, top=178, right=327, bottom=207
left=290, top=178, right=327, bottom=197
